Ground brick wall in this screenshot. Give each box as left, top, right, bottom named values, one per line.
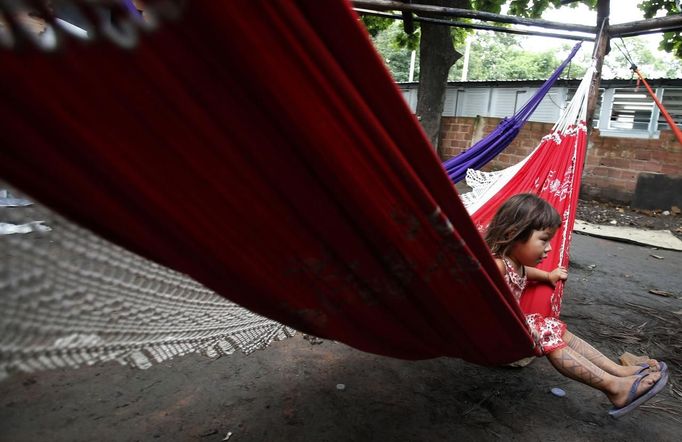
left=440, top=116, right=682, bottom=204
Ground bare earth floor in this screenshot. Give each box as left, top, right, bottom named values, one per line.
left=576, top=199, right=682, bottom=240
left=1, top=235, right=681, bottom=442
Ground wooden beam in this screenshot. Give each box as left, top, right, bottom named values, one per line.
left=352, top=0, right=596, bottom=34
left=610, top=14, right=682, bottom=38
left=400, top=1, right=414, bottom=34
left=354, top=9, right=594, bottom=41
left=401, top=10, right=415, bottom=34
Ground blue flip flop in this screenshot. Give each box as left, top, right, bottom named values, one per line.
left=609, top=370, right=669, bottom=418
left=635, top=361, right=668, bottom=376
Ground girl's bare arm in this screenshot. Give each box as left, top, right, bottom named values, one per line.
left=526, top=266, right=568, bottom=286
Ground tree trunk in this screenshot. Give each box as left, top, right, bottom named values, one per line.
left=414, top=1, right=462, bottom=155
left=586, top=0, right=610, bottom=132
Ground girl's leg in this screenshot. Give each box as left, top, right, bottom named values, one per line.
left=546, top=344, right=662, bottom=408
left=563, top=331, right=659, bottom=377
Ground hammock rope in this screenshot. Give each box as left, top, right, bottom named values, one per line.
left=613, top=39, right=682, bottom=145
left=633, top=69, right=682, bottom=146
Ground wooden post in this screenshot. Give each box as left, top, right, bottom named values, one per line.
left=585, top=0, right=610, bottom=133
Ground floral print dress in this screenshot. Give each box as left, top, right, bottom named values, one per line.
left=500, top=256, right=567, bottom=355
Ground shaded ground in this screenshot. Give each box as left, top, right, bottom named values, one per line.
left=1, top=234, right=681, bottom=441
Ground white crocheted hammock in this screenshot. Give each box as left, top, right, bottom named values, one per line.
left=0, top=190, right=295, bottom=380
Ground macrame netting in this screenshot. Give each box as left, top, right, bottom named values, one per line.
left=0, top=190, right=294, bottom=380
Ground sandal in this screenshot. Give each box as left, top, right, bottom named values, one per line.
left=609, top=370, right=669, bottom=418
left=635, top=361, right=667, bottom=375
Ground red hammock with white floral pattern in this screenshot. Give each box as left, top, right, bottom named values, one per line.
left=462, top=65, right=594, bottom=317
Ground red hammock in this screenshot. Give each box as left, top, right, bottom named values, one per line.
left=0, top=0, right=538, bottom=364
left=467, top=126, right=587, bottom=318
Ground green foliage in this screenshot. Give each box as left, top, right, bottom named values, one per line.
left=607, top=37, right=682, bottom=78
left=370, top=20, right=421, bottom=82
left=359, top=0, right=598, bottom=52
left=507, top=0, right=596, bottom=18
left=472, top=0, right=506, bottom=14
left=362, top=0, right=681, bottom=83
left=395, top=27, right=421, bottom=51
left=360, top=16, right=393, bottom=37
left=640, top=1, right=682, bottom=59
left=449, top=32, right=589, bottom=80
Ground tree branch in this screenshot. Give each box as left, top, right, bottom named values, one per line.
left=610, top=14, right=682, bottom=38
left=355, top=9, right=593, bottom=41
left=352, top=0, right=596, bottom=33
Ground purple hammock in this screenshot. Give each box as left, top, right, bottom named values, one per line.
left=442, top=42, right=581, bottom=183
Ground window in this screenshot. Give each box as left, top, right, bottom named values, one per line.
left=658, top=88, right=682, bottom=131
left=608, top=88, right=658, bottom=131
left=596, top=86, right=682, bottom=139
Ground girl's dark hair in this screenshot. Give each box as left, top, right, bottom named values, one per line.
left=484, top=193, right=562, bottom=256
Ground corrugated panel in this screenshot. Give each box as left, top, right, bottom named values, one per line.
left=530, top=88, right=563, bottom=123
left=443, top=88, right=458, bottom=117
left=396, top=85, right=682, bottom=133
left=457, top=89, right=490, bottom=117
left=489, top=88, right=520, bottom=118
left=400, top=89, right=417, bottom=113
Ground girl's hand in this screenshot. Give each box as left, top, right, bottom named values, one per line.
left=548, top=267, right=568, bottom=286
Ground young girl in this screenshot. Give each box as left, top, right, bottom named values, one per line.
left=485, top=193, right=669, bottom=417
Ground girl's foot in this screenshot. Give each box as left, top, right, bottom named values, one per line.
left=608, top=370, right=669, bottom=418
left=608, top=371, right=662, bottom=409
left=621, top=359, right=664, bottom=377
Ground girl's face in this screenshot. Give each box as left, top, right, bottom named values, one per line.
left=509, top=227, right=557, bottom=267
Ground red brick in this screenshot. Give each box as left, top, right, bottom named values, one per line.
left=661, top=165, right=682, bottom=175
left=599, top=157, right=630, bottom=168
left=582, top=176, right=611, bottom=188
left=630, top=159, right=662, bottom=173
left=634, top=150, right=652, bottom=161
left=620, top=171, right=638, bottom=181
left=437, top=115, right=681, bottom=200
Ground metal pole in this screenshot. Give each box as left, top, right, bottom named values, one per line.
left=461, top=35, right=472, bottom=81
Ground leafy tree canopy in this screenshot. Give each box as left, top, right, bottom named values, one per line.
left=361, top=0, right=681, bottom=60
left=606, top=37, right=682, bottom=78
left=362, top=1, right=595, bottom=48
left=370, top=26, right=681, bottom=82
left=640, top=0, right=682, bottom=58
left=448, top=32, right=588, bottom=81
left=371, top=20, right=421, bottom=82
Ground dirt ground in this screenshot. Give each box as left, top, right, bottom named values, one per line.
left=576, top=199, right=682, bottom=240
left=1, top=229, right=681, bottom=441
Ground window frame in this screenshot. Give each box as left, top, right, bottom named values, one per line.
left=598, top=86, right=663, bottom=139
